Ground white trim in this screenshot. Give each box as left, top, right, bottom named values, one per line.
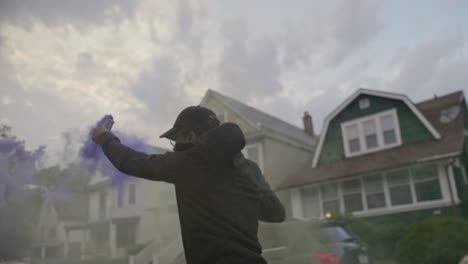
left=341, top=109, right=402, bottom=158
left=312, top=89, right=441, bottom=168
left=361, top=176, right=368, bottom=211
left=353, top=199, right=458, bottom=218
left=409, top=168, right=417, bottom=204
left=262, top=246, right=287, bottom=253
left=417, top=151, right=461, bottom=162
left=460, top=161, right=468, bottom=184
left=448, top=164, right=462, bottom=204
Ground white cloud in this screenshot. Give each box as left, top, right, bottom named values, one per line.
left=0, top=0, right=466, bottom=164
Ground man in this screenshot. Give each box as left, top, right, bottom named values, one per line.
left=92, top=106, right=285, bottom=264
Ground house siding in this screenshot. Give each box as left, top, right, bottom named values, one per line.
left=263, top=137, right=313, bottom=189
left=318, top=95, right=434, bottom=166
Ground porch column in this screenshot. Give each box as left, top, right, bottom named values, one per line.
left=41, top=247, right=46, bottom=259
left=64, top=230, right=69, bottom=259
left=110, top=223, right=116, bottom=259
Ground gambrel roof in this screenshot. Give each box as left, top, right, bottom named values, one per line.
left=279, top=90, right=465, bottom=190
left=311, top=89, right=441, bottom=168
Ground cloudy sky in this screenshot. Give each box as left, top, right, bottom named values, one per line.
left=0, top=0, right=467, bottom=165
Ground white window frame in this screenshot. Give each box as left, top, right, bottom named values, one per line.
left=242, top=143, right=264, bottom=173
left=341, top=109, right=402, bottom=158
left=293, top=162, right=450, bottom=220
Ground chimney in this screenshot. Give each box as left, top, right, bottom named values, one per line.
left=303, top=111, right=314, bottom=136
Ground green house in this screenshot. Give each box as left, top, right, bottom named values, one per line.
left=278, top=89, right=468, bottom=222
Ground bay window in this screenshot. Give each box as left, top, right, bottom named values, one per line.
left=297, top=163, right=445, bottom=219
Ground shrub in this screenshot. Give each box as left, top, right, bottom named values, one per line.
left=396, top=216, right=468, bottom=264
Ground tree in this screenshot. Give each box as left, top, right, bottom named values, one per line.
left=0, top=124, right=43, bottom=260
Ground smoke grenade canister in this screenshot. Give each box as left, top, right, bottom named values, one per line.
left=103, top=116, right=114, bottom=131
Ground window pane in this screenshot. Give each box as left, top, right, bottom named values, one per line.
left=383, top=130, right=396, bottom=144
left=390, top=185, right=412, bottom=206
left=346, top=124, right=359, bottom=139
left=380, top=114, right=395, bottom=131
left=415, top=179, right=442, bottom=202
left=323, top=200, right=340, bottom=214
left=344, top=193, right=363, bottom=213
left=117, top=185, right=124, bottom=208
left=363, top=120, right=378, bottom=149
left=366, top=134, right=378, bottom=149
left=381, top=114, right=397, bottom=145
left=349, top=138, right=361, bottom=153
left=342, top=179, right=361, bottom=194
left=363, top=175, right=383, bottom=193
left=387, top=169, right=410, bottom=186
left=412, top=164, right=438, bottom=182
left=321, top=184, right=338, bottom=200
left=301, top=187, right=321, bottom=218
left=366, top=193, right=386, bottom=209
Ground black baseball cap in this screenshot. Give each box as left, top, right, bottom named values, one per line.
left=160, top=106, right=220, bottom=140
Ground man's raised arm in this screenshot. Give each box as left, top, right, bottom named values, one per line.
left=94, top=130, right=182, bottom=184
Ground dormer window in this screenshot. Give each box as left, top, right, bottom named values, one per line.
left=341, top=109, right=402, bottom=157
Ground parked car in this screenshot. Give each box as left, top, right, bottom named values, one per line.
left=259, top=219, right=372, bottom=264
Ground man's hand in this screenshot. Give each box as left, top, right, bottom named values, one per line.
left=92, top=125, right=109, bottom=144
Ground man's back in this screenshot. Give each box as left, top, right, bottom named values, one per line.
left=174, top=153, right=266, bottom=263
left=97, top=123, right=285, bottom=264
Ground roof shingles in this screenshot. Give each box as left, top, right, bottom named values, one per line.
left=207, top=90, right=316, bottom=146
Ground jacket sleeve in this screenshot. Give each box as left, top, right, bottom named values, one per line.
left=96, top=132, right=182, bottom=184
left=245, top=159, right=286, bottom=223
left=258, top=177, right=286, bottom=223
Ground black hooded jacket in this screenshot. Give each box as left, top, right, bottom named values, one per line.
left=97, top=122, right=286, bottom=264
